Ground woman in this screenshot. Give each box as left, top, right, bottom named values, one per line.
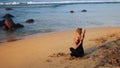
left=70, top=28, right=86, bottom=57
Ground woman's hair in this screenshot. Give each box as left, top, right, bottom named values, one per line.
left=75, top=28, right=82, bottom=35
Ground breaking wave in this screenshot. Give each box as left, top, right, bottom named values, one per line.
left=0, top=1, right=120, bottom=6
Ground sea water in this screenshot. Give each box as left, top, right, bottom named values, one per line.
left=0, top=0, right=120, bottom=42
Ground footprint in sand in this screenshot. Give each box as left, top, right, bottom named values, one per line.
left=46, top=59, right=52, bottom=62
left=90, top=37, right=108, bottom=45
left=64, top=65, right=71, bottom=68
left=96, top=37, right=108, bottom=43
left=49, top=53, right=69, bottom=58
left=90, top=32, right=120, bottom=45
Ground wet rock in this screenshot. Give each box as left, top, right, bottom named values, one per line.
left=70, top=10, right=74, bottom=13
left=0, top=20, right=4, bottom=27
left=1, top=17, right=24, bottom=31
left=81, top=9, right=87, bottom=12
left=2, top=17, right=16, bottom=31
left=3, top=13, right=14, bottom=18
left=5, top=7, right=13, bottom=11
left=0, top=20, right=2, bottom=22
left=15, top=23, right=24, bottom=28
left=26, top=19, right=34, bottom=23
left=1, top=20, right=5, bottom=26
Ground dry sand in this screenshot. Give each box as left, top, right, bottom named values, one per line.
left=0, top=27, right=120, bottom=68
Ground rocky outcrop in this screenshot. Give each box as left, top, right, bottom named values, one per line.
left=3, top=13, right=14, bottom=18
left=70, top=10, right=74, bottom=13
left=26, top=19, right=34, bottom=23
left=1, top=17, right=24, bottom=31
left=81, top=9, right=87, bottom=12
left=5, top=7, right=13, bottom=11
left=15, top=23, right=24, bottom=28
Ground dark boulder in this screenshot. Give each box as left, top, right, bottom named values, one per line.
left=3, top=13, right=14, bottom=18
left=5, top=7, right=13, bottom=11
left=26, top=19, right=34, bottom=23
left=81, top=9, right=87, bottom=12
left=0, top=20, right=2, bottom=27
left=1, top=17, right=24, bottom=31
left=3, top=17, right=16, bottom=31
left=15, top=23, right=24, bottom=28
left=0, top=20, right=4, bottom=27
left=70, top=10, right=74, bottom=13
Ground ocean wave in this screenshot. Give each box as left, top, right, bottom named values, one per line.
left=0, top=1, right=120, bottom=5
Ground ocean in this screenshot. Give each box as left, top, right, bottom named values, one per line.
left=0, top=0, right=120, bottom=42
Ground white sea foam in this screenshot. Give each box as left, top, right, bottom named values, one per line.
left=0, top=1, right=120, bottom=5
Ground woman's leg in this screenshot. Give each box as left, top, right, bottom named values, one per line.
left=76, top=45, right=85, bottom=57
left=70, top=47, right=80, bottom=57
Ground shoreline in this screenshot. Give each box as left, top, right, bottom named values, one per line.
left=0, top=26, right=119, bottom=44
left=0, top=27, right=120, bottom=68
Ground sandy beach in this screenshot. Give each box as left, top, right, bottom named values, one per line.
left=0, top=27, right=120, bottom=68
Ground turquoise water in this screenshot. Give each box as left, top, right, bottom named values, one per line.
left=0, top=1, right=120, bottom=42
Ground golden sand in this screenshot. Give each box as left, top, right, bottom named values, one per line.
left=0, top=27, right=120, bottom=68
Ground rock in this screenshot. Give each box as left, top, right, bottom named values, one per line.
left=70, top=10, right=74, bottom=13
left=0, top=20, right=5, bottom=27
left=26, top=19, right=34, bottom=23
left=81, top=9, right=87, bottom=12
left=2, top=17, right=16, bottom=31
left=4, top=17, right=15, bottom=28
left=15, top=23, right=24, bottom=28
left=110, top=58, right=118, bottom=64
left=5, top=7, right=13, bottom=11
left=1, top=17, right=24, bottom=31
left=0, top=20, right=3, bottom=27
left=3, top=13, right=14, bottom=18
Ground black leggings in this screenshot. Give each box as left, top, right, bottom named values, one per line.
left=70, top=46, right=84, bottom=57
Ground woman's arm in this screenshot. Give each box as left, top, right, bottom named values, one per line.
left=76, top=28, right=86, bottom=47
left=74, top=37, right=78, bottom=47
left=74, top=37, right=83, bottom=48
left=74, top=37, right=82, bottom=48
left=81, top=28, right=86, bottom=41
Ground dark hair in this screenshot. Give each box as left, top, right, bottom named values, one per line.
left=76, top=28, right=82, bottom=35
